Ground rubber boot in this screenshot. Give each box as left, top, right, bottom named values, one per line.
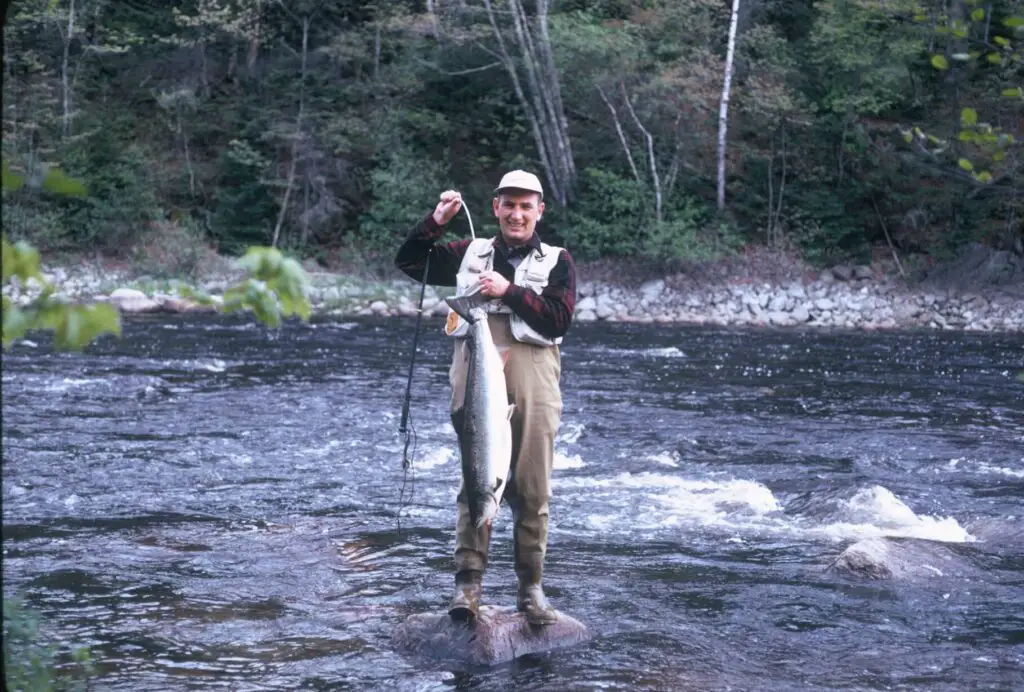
left=448, top=569, right=482, bottom=622
left=515, top=550, right=558, bottom=625
left=517, top=579, right=557, bottom=625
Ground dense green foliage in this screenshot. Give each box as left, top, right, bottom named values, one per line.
left=2, top=0, right=1021, bottom=269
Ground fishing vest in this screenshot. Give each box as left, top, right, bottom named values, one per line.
left=444, top=237, right=564, bottom=347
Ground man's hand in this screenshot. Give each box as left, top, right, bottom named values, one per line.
left=478, top=270, right=510, bottom=298
left=432, top=190, right=463, bottom=226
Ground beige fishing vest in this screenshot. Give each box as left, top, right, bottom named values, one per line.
left=444, top=237, right=564, bottom=347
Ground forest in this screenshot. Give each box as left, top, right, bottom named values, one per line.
left=2, top=0, right=1022, bottom=276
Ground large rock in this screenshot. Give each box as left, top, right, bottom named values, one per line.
left=393, top=606, right=588, bottom=666
left=108, top=288, right=163, bottom=313
left=826, top=538, right=971, bottom=580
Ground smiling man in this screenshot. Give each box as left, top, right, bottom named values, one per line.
left=395, top=170, right=577, bottom=625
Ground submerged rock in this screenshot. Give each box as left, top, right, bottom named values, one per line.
left=827, top=538, right=969, bottom=580
left=393, top=605, right=588, bottom=666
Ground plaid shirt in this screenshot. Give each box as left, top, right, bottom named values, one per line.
left=395, top=213, right=577, bottom=339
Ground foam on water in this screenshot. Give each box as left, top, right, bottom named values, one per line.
left=641, top=346, right=685, bottom=358
left=557, top=472, right=782, bottom=533
left=645, top=451, right=680, bottom=468
left=417, top=445, right=455, bottom=470
left=939, top=456, right=1023, bottom=479
left=557, top=422, right=585, bottom=445
left=585, top=345, right=685, bottom=359
left=554, top=452, right=585, bottom=470
left=557, top=473, right=976, bottom=544
left=43, top=377, right=98, bottom=392
left=817, top=485, right=975, bottom=543
left=976, top=463, right=1024, bottom=479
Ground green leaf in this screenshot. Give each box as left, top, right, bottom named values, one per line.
left=971, top=8, right=985, bottom=21
left=958, top=130, right=976, bottom=142
left=987, top=52, right=1003, bottom=65
left=993, top=151, right=1005, bottom=162
left=961, top=107, right=978, bottom=126
left=931, top=55, right=949, bottom=70
left=973, top=170, right=993, bottom=183
left=958, top=158, right=974, bottom=171
left=902, top=130, right=913, bottom=143
left=40, top=168, right=86, bottom=197
left=2, top=305, right=30, bottom=348
left=2, top=162, right=25, bottom=193
left=1001, top=87, right=1022, bottom=98
left=2, top=238, right=44, bottom=283
left=1004, top=17, right=1024, bottom=28
left=993, top=36, right=1010, bottom=47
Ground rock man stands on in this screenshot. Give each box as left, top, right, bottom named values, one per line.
left=395, top=170, right=577, bottom=625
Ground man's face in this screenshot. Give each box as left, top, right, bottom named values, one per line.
left=492, top=190, right=544, bottom=247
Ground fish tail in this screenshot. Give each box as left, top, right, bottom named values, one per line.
left=473, top=497, right=498, bottom=528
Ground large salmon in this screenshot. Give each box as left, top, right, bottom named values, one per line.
left=445, top=294, right=514, bottom=528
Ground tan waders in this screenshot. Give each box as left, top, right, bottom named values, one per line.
left=448, top=315, right=562, bottom=625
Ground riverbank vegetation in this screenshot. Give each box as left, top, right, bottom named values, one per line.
left=2, top=0, right=1022, bottom=277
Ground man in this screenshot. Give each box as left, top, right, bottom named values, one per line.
left=395, top=170, right=577, bottom=625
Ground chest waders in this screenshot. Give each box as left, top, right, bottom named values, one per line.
left=446, top=240, right=564, bottom=626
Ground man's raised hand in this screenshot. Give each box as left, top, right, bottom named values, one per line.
left=432, top=190, right=463, bottom=227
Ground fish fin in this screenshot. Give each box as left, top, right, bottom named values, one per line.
left=506, top=404, right=515, bottom=421
left=493, top=477, right=504, bottom=492
left=445, top=292, right=490, bottom=323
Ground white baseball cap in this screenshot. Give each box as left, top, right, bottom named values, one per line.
left=494, top=169, right=543, bottom=198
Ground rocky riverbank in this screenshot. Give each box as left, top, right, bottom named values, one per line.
left=5, top=246, right=1023, bottom=332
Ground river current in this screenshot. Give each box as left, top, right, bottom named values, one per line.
left=2, top=316, right=1023, bottom=690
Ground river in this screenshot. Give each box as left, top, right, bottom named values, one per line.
left=2, top=316, right=1023, bottom=690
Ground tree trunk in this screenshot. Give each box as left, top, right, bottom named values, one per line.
left=480, top=0, right=574, bottom=205
left=272, top=15, right=309, bottom=249
left=621, top=84, right=662, bottom=222
left=61, top=0, right=75, bottom=137
left=717, top=0, right=741, bottom=212
left=596, top=85, right=640, bottom=184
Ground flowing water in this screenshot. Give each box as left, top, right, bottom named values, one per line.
left=2, top=316, right=1023, bottom=691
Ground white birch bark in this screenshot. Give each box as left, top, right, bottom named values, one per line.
left=479, top=0, right=574, bottom=205
left=621, top=85, right=662, bottom=222
left=717, top=0, right=741, bottom=212
left=61, top=0, right=75, bottom=137
left=596, top=85, right=640, bottom=184
left=481, top=0, right=560, bottom=203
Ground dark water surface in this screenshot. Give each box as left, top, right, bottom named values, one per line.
left=3, top=316, right=1023, bottom=691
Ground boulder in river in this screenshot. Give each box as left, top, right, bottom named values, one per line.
left=826, top=537, right=971, bottom=580
left=108, top=288, right=163, bottom=313
left=393, top=605, right=588, bottom=666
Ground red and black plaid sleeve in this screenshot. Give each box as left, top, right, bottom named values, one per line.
left=394, top=213, right=472, bottom=286
left=501, top=248, right=577, bottom=339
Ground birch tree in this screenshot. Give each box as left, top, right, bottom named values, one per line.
left=477, top=0, right=576, bottom=205
left=717, top=0, right=741, bottom=212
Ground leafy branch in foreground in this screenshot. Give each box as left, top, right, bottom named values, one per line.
left=2, top=236, right=123, bottom=349
left=3, top=163, right=313, bottom=349
left=3, top=597, right=93, bottom=692
left=220, top=247, right=312, bottom=327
